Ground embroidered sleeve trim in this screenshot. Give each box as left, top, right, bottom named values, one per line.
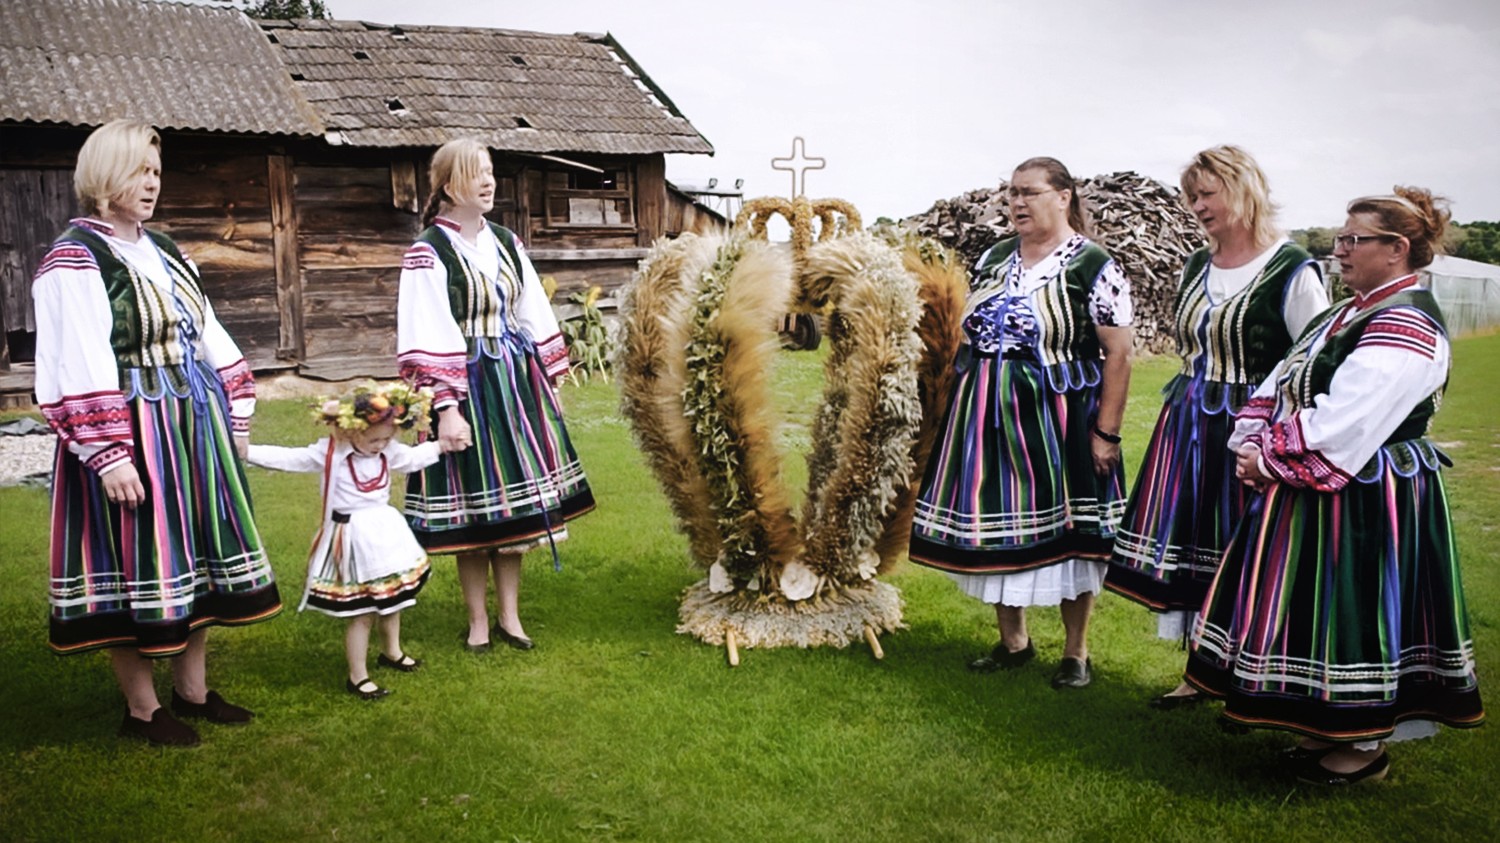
left=398, top=348, right=469, bottom=400
left=1254, top=416, right=1352, bottom=492
left=402, top=243, right=439, bottom=271
left=217, top=358, right=255, bottom=402
left=1357, top=309, right=1441, bottom=360
left=36, top=243, right=98, bottom=277
left=40, top=390, right=132, bottom=447
left=1236, top=395, right=1277, bottom=424
left=536, top=332, right=570, bottom=379
left=85, top=443, right=134, bottom=474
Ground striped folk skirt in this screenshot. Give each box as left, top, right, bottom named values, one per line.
left=48, top=365, right=282, bottom=656
left=908, top=355, right=1125, bottom=574
left=1184, top=441, right=1484, bottom=741
left=405, top=338, right=594, bottom=555
left=302, top=506, right=431, bottom=617
left=1106, top=374, right=1250, bottom=612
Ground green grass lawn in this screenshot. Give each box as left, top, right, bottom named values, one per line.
left=1, top=335, right=1496, bottom=842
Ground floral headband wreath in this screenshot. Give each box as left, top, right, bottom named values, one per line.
left=313, top=382, right=434, bottom=432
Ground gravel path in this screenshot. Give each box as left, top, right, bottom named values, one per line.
left=0, top=431, right=56, bottom=486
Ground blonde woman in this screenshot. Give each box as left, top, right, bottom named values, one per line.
left=1186, top=187, right=1483, bottom=784
left=397, top=139, right=594, bottom=653
left=34, top=119, right=281, bottom=746
left=1105, top=146, right=1328, bottom=707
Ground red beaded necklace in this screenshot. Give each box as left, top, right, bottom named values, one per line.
left=347, top=453, right=389, bottom=493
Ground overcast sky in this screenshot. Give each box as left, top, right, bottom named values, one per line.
left=329, top=0, right=1500, bottom=228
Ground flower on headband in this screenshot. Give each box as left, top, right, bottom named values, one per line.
left=312, top=382, right=434, bottom=432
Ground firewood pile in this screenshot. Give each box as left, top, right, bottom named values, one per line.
left=901, top=171, right=1208, bottom=353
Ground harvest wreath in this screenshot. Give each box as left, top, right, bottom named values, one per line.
left=617, top=198, right=965, bottom=660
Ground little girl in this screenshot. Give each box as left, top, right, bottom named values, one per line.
left=249, top=382, right=449, bottom=700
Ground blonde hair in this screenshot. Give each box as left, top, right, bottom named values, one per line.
left=74, top=119, right=161, bottom=214
left=421, top=138, right=491, bottom=226
left=1180, top=145, right=1280, bottom=251
left=1347, top=186, right=1451, bottom=270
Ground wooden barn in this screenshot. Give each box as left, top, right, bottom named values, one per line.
left=0, top=0, right=719, bottom=402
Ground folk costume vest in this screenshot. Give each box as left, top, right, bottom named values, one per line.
left=417, top=221, right=528, bottom=341
left=1263, top=288, right=1449, bottom=486
left=56, top=224, right=214, bottom=397
left=969, top=236, right=1113, bottom=388
left=1173, top=243, right=1319, bottom=410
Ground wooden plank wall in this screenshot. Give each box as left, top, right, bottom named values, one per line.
left=152, top=139, right=281, bottom=370
left=0, top=169, right=73, bottom=342
left=292, top=147, right=421, bottom=378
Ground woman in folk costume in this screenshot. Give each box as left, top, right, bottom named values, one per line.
left=1185, top=187, right=1483, bottom=785
left=248, top=383, right=444, bottom=700
left=33, top=119, right=280, bottom=747
left=398, top=138, right=594, bottom=653
left=909, top=157, right=1134, bottom=689
left=1104, top=146, right=1328, bottom=708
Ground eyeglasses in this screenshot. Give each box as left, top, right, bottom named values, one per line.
left=1332, top=233, right=1394, bottom=250
left=1006, top=187, right=1056, bottom=202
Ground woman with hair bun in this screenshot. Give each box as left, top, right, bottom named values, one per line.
left=1105, top=146, right=1328, bottom=708
left=1184, top=186, right=1484, bottom=785
left=910, top=157, right=1134, bottom=689
left=397, top=138, right=594, bottom=654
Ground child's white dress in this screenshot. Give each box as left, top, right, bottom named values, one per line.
left=249, top=438, right=441, bottom=616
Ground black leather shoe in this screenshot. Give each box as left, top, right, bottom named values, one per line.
left=460, top=631, right=492, bottom=653
left=377, top=652, right=423, bottom=672
left=1147, top=689, right=1204, bottom=710
left=346, top=678, right=393, bottom=701
left=968, top=640, right=1034, bottom=672
left=1050, top=657, right=1092, bottom=689
left=1278, top=742, right=1337, bottom=764
left=492, top=622, right=535, bottom=651
left=119, top=708, right=200, bottom=746
left=171, top=689, right=254, bottom=724
left=1297, top=750, right=1389, bottom=786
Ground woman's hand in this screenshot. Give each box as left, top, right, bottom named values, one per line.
left=437, top=406, right=472, bottom=452
left=102, top=464, right=146, bottom=509
left=1235, top=443, right=1271, bottom=491
left=234, top=434, right=249, bottom=460
left=1091, top=434, right=1122, bottom=475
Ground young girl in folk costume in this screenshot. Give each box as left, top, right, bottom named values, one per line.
left=248, top=383, right=443, bottom=700
left=398, top=138, right=594, bottom=653
left=35, top=119, right=280, bottom=747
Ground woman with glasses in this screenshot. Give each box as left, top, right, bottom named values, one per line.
left=1184, top=186, right=1484, bottom=785
left=1105, top=146, right=1327, bottom=707
left=910, top=157, right=1133, bottom=689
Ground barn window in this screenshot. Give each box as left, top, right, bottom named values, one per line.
left=510, top=55, right=527, bottom=65
left=534, top=165, right=634, bottom=230
left=352, top=50, right=370, bottom=60
left=513, top=116, right=533, bottom=129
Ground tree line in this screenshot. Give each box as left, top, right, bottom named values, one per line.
left=1292, top=222, right=1500, bottom=265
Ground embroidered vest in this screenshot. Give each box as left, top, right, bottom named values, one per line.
left=1173, top=243, right=1319, bottom=393
left=418, top=222, right=527, bottom=340
left=972, top=236, right=1114, bottom=367
left=1280, top=289, right=1447, bottom=446
left=57, top=225, right=208, bottom=371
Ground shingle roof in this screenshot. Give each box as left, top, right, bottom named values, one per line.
left=0, top=0, right=322, bottom=136
left=260, top=18, right=713, bottom=155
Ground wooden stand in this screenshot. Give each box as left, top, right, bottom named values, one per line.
left=725, top=628, right=740, bottom=667
left=863, top=625, right=884, bottom=660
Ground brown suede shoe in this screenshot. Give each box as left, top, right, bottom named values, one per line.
left=171, top=689, right=254, bottom=724
left=119, top=708, right=201, bottom=747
